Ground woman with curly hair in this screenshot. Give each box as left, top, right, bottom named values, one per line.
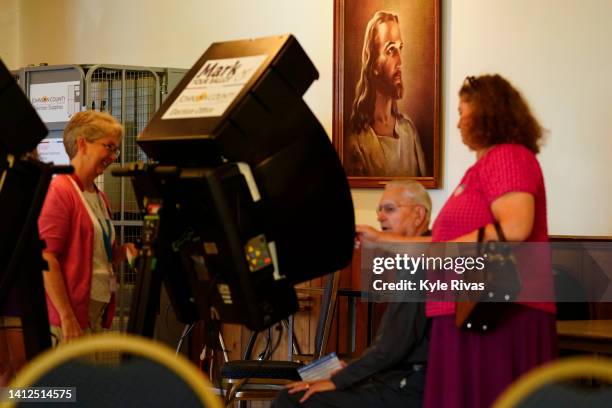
left=424, top=74, right=556, bottom=408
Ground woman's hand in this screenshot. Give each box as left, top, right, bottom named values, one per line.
left=113, top=242, right=139, bottom=266
left=42, top=252, right=82, bottom=342
left=124, top=243, right=139, bottom=265
left=60, top=314, right=83, bottom=342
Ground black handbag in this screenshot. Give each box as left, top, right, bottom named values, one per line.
left=455, top=222, right=522, bottom=332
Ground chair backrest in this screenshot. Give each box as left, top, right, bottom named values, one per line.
left=552, top=265, right=590, bottom=320
left=7, top=333, right=222, bottom=408
left=312, top=271, right=340, bottom=359
left=493, top=356, right=612, bottom=407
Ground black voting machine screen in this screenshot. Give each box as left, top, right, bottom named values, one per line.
left=120, top=35, right=355, bottom=334
left=0, top=59, right=70, bottom=358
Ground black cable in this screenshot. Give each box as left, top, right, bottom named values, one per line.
left=258, top=327, right=272, bottom=360
left=269, top=323, right=284, bottom=357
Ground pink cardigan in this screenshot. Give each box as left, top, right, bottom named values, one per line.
left=38, top=174, right=116, bottom=329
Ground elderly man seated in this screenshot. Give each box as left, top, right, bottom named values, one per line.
left=273, top=180, right=431, bottom=408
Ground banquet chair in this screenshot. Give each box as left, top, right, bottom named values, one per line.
left=494, top=356, right=612, bottom=407
left=5, top=333, right=222, bottom=408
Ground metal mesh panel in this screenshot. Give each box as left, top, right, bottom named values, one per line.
left=86, top=66, right=160, bottom=332
left=123, top=70, right=156, bottom=217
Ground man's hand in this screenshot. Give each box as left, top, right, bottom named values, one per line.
left=356, top=224, right=383, bottom=242
left=356, top=225, right=431, bottom=243
left=286, top=379, right=337, bottom=403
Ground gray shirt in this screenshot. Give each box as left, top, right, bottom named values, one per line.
left=330, top=298, right=428, bottom=389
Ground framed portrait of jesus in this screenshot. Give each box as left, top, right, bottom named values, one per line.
left=333, top=0, right=441, bottom=188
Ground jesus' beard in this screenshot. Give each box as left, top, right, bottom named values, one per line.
left=375, top=74, right=404, bottom=100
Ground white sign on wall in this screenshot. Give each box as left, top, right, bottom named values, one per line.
left=30, top=81, right=81, bottom=123
left=162, top=55, right=267, bottom=120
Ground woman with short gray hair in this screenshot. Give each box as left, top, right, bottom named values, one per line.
left=39, top=110, right=136, bottom=344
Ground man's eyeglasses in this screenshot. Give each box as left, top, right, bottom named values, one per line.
left=376, top=203, right=412, bottom=215
left=96, top=142, right=120, bottom=156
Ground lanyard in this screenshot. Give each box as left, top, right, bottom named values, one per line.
left=97, top=216, right=113, bottom=263
left=67, top=175, right=114, bottom=264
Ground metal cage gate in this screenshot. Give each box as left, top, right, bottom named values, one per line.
left=86, top=65, right=160, bottom=332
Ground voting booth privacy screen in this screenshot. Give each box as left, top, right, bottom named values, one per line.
left=0, top=59, right=55, bottom=356
left=0, top=60, right=48, bottom=157
left=133, top=35, right=355, bottom=330
left=0, top=58, right=48, bottom=289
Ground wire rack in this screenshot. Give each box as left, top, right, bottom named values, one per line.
left=86, top=65, right=161, bottom=332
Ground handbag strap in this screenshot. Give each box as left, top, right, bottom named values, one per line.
left=478, top=222, right=507, bottom=243
left=477, top=226, right=485, bottom=243
left=493, top=221, right=507, bottom=242
left=477, top=226, right=485, bottom=255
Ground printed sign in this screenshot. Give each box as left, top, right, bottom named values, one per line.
left=162, top=55, right=267, bottom=120
left=30, top=81, right=81, bottom=123
left=37, top=138, right=70, bottom=165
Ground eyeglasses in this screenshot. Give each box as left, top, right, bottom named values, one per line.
left=95, top=142, right=120, bottom=156
left=464, top=76, right=479, bottom=89
left=376, top=203, right=413, bottom=215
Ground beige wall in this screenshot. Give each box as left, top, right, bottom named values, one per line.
left=0, top=0, right=21, bottom=69
left=3, top=0, right=612, bottom=235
